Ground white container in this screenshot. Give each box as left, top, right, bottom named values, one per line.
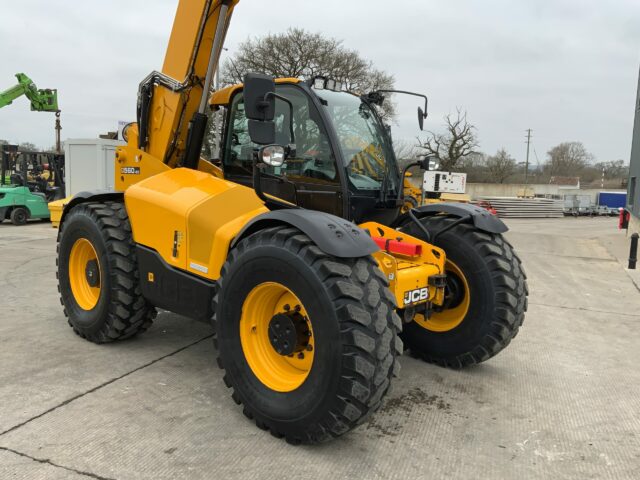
left=64, top=139, right=124, bottom=197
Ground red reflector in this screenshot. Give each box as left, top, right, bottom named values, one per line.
left=372, top=237, right=422, bottom=256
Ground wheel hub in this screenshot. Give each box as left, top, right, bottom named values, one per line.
left=85, top=259, right=100, bottom=287
left=443, top=271, right=465, bottom=310
left=268, top=312, right=310, bottom=356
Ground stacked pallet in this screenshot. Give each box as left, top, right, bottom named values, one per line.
left=476, top=196, right=564, bottom=218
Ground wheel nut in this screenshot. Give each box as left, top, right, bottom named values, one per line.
left=306, top=344, right=313, bottom=352
left=283, top=304, right=290, bottom=311
left=297, top=352, right=305, bottom=359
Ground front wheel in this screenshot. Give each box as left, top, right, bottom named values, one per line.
left=10, top=207, right=28, bottom=225
left=213, top=226, right=402, bottom=444
left=400, top=215, right=528, bottom=367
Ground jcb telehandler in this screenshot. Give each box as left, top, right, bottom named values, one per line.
left=56, top=0, right=527, bottom=444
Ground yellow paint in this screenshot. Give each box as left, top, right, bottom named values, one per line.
left=414, top=259, right=470, bottom=332
left=197, top=158, right=224, bottom=178
left=48, top=196, right=70, bottom=228
left=361, top=222, right=446, bottom=308
left=68, top=238, right=101, bottom=310
left=140, top=0, right=239, bottom=168
left=114, top=144, right=171, bottom=191
left=209, top=77, right=301, bottom=107
left=124, top=168, right=267, bottom=279
left=239, top=282, right=314, bottom=392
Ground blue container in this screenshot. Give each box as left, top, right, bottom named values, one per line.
left=598, top=192, right=626, bottom=209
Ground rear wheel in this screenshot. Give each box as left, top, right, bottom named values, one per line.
left=10, top=207, right=28, bottom=225
left=57, top=201, right=155, bottom=343
left=401, top=215, right=527, bottom=367
left=213, top=226, right=402, bottom=444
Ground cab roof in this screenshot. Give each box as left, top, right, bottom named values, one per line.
left=209, top=77, right=301, bottom=107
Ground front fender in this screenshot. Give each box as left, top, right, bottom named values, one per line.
left=392, top=202, right=508, bottom=234
left=231, top=209, right=379, bottom=258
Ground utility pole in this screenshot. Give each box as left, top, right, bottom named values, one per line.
left=524, top=129, right=532, bottom=191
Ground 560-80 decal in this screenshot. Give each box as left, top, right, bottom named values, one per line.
left=403, top=287, right=429, bottom=305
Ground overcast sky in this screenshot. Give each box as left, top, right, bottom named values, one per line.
left=1, top=0, right=639, bottom=165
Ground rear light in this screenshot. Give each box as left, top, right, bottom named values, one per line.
left=372, top=237, right=422, bottom=257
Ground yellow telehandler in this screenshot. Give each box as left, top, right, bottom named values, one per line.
left=56, top=0, right=527, bottom=444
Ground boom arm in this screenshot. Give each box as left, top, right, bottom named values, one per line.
left=134, top=0, right=238, bottom=168
left=0, top=73, right=59, bottom=112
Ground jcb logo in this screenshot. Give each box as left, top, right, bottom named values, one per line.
left=403, top=287, right=429, bottom=305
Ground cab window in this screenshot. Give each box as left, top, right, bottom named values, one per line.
left=223, top=85, right=338, bottom=185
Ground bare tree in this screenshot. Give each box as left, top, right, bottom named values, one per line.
left=417, top=108, right=478, bottom=171
left=595, top=159, right=628, bottom=179
left=18, top=142, right=38, bottom=152
left=457, top=151, right=487, bottom=182
left=486, top=148, right=516, bottom=183
left=545, top=142, right=594, bottom=176
left=392, top=138, right=421, bottom=171
left=221, top=28, right=395, bottom=118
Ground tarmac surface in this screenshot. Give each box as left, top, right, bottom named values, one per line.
left=0, top=217, right=638, bottom=479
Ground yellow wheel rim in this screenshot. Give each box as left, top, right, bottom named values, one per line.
left=415, top=260, right=470, bottom=332
left=240, top=282, right=314, bottom=392
left=68, top=238, right=101, bottom=311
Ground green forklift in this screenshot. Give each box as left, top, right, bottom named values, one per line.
left=0, top=73, right=63, bottom=225
left=0, top=145, right=51, bottom=225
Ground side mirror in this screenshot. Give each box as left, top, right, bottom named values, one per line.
left=244, top=72, right=276, bottom=145
left=418, top=106, right=425, bottom=131
left=258, top=145, right=285, bottom=167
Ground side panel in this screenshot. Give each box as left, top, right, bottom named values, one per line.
left=125, top=168, right=267, bottom=279
left=137, top=245, right=215, bottom=321
left=25, top=193, right=49, bottom=218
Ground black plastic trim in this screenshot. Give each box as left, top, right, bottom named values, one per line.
left=136, top=245, right=216, bottom=322
left=231, top=209, right=379, bottom=258
left=60, top=190, right=125, bottom=225
left=392, top=202, right=508, bottom=234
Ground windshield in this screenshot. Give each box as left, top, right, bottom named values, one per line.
left=316, top=89, right=399, bottom=193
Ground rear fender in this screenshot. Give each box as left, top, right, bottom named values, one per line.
left=59, top=190, right=124, bottom=226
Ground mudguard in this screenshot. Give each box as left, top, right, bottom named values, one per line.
left=231, top=209, right=379, bottom=258
left=59, top=190, right=124, bottom=225
left=393, top=202, right=508, bottom=234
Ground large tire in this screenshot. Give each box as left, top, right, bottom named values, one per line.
left=400, top=215, right=527, bottom=367
left=213, top=226, right=402, bottom=444
left=57, top=201, right=155, bottom=343
left=10, top=207, right=28, bottom=225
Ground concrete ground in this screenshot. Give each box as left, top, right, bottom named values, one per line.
left=0, top=217, right=638, bottom=479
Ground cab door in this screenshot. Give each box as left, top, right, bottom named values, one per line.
left=221, top=84, right=343, bottom=217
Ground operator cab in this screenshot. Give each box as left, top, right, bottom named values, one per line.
left=213, top=77, right=421, bottom=225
